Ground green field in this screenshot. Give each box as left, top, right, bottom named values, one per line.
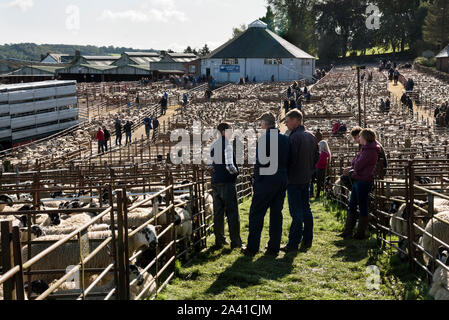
left=157, top=198, right=429, bottom=300
left=344, top=45, right=411, bottom=58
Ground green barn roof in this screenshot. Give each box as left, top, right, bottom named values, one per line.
left=206, top=20, right=315, bottom=60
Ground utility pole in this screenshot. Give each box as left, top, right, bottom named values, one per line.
left=364, top=79, right=367, bottom=128
left=357, top=67, right=361, bottom=127
left=354, top=65, right=366, bottom=127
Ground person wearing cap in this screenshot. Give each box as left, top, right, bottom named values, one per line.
left=283, top=109, right=319, bottom=252
left=241, top=113, right=290, bottom=257
left=210, top=123, right=242, bottom=250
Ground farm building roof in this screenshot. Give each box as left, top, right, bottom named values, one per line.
left=206, top=20, right=315, bottom=60
left=436, top=45, right=449, bottom=58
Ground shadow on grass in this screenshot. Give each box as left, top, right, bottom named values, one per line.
left=365, top=247, right=431, bottom=300
left=204, top=252, right=296, bottom=295
left=332, top=237, right=378, bottom=262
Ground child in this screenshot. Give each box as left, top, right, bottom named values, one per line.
left=314, top=140, right=331, bottom=199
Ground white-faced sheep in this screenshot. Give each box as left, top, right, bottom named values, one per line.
left=429, top=247, right=449, bottom=300
left=21, top=225, right=159, bottom=284
left=174, top=207, right=193, bottom=260
left=422, top=211, right=449, bottom=266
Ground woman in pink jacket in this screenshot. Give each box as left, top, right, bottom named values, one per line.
left=312, top=140, right=331, bottom=199
left=339, top=128, right=379, bottom=240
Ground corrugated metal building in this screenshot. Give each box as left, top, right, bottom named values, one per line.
left=201, top=20, right=316, bottom=83
left=149, top=52, right=198, bottom=78
left=0, top=80, right=78, bottom=148
left=436, top=45, right=449, bottom=73
left=3, top=51, right=199, bottom=83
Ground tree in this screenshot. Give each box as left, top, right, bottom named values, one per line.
left=374, top=0, right=424, bottom=53
left=268, top=0, right=317, bottom=54
left=232, top=24, right=247, bottom=39
left=259, top=5, right=276, bottom=31
left=199, top=44, right=211, bottom=57
left=423, top=0, right=449, bottom=50
left=313, top=0, right=368, bottom=59
left=184, top=46, right=193, bottom=53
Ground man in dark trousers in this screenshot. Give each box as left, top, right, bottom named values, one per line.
left=124, top=120, right=133, bottom=145
left=96, top=127, right=105, bottom=154
left=159, top=95, right=168, bottom=115
left=115, top=121, right=122, bottom=146
left=210, top=123, right=242, bottom=250
left=283, top=109, right=319, bottom=252
left=103, top=127, right=110, bottom=152
left=241, top=113, right=290, bottom=257
left=152, top=116, right=159, bottom=141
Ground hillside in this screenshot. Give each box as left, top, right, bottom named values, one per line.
left=0, top=43, right=159, bottom=61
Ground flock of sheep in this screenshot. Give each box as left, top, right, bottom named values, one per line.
left=0, top=179, right=214, bottom=299
left=2, top=67, right=449, bottom=300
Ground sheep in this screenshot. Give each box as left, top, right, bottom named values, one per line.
left=0, top=222, right=45, bottom=245
left=174, top=207, right=193, bottom=260
left=47, top=264, right=156, bottom=300
left=43, top=223, right=110, bottom=236
left=390, top=201, right=427, bottom=260
left=422, top=212, right=449, bottom=266
left=98, top=198, right=165, bottom=227
left=429, top=247, right=449, bottom=300
left=21, top=225, right=159, bottom=284
left=0, top=195, right=13, bottom=212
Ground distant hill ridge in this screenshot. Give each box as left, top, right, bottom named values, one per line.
left=0, top=43, right=159, bottom=61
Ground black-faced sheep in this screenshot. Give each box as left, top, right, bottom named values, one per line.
left=21, top=225, right=159, bottom=284
left=0, top=195, right=13, bottom=212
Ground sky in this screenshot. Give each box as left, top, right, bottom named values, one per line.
left=0, top=0, right=268, bottom=51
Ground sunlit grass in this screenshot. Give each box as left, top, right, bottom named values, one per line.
left=156, top=196, right=429, bottom=300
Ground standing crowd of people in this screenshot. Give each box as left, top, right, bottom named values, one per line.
left=208, top=108, right=383, bottom=258
left=95, top=115, right=160, bottom=155
left=283, top=82, right=311, bottom=116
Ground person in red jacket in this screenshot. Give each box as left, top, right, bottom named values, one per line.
left=96, top=128, right=105, bottom=154
left=339, top=128, right=379, bottom=240
left=313, top=140, right=331, bottom=199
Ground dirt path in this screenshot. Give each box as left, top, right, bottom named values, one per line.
left=387, top=81, right=434, bottom=127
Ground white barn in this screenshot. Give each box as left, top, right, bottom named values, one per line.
left=201, top=20, right=316, bottom=83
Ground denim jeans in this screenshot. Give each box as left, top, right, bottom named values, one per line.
left=125, top=132, right=132, bottom=145
left=247, top=174, right=287, bottom=254
left=348, top=180, right=373, bottom=217
left=287, top=183, right=314, bottom=248
left=98, top=141, right=104, bottom=154
left=212, top=183, right=242, bottom=247
left=116, top=134, right=122, bottom=146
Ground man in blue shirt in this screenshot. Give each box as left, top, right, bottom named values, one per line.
left=210, top=123, right=242, bottom=250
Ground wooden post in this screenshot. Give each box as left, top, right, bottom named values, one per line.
left=115, top=192, right=127, bottom=300
left=12, top=227, right=25, bottom=300
left=1, top=221, right=16, bottom=300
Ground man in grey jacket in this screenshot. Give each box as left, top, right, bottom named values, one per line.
left=282, top=109, right=319, bottom=252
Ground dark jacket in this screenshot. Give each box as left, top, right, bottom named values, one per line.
left=103, top=129, right=110, bottom=141
left=152, top=118, right=159, bottom=129
left=351, top=142, right=380, bottom=182
left=287, top=126, right=319, bottom=185
left=211, top=136, right=239, bottom=184
left=254, top=129, right=289, bottom=183
left=124, top=122, right=132, bottom=133
left=375, top=142, right=388, bottom=179
left=115, top=123, right=122, bottom=136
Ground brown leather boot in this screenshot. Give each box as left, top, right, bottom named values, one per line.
left=338, top=211, right=358, bottom=239
left=354, top=216, right=370, bottom=240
